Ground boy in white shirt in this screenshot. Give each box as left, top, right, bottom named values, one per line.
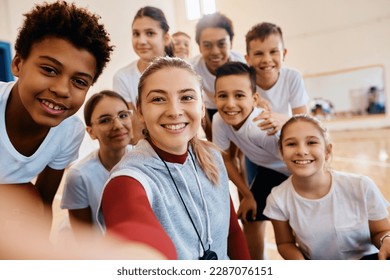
left=212, top=61, right=290, bottom=259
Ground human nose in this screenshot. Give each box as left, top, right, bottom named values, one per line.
left=111, top=116, right=125, bottom=129
left=226, top=96, right=235, bottom=108
left=166, top=99, right=183, bottom=117
left=137, top=33, right=147, bottom=44
left=296, top=143, right=309, bottom=156
left=49, top=77, right=70, bottom=98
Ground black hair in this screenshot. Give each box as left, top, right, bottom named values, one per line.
left=215, top=61, right=257, bottom=93
left=14, top=1, right=113, bottom=83
left=195, top=12, right=234, bottom=45
left=132, top=6, right=173, bottom=57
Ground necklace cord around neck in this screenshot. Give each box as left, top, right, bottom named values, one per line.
left=157, top=151, right=209, bottom=254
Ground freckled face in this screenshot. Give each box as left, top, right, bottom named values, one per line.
left=138, top=68, right=205, bottom=155
left=11, top=37, right=96, bottom=127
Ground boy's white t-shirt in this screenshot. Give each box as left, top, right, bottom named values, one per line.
left=212, top=107, right=289, bottom=176
left=256, top=67, right=309, bottom=115
left=60, top=146, right=132, bottom=229
left=113, top=60, right=141, bottom=105
left=0, top=81, right=85, bottom=184
left=264, top=170, right=390, bottom=260
left=190, top=51, right=246, bottom=110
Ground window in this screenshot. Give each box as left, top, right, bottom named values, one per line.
left=185, top=0, right=216, bottom=20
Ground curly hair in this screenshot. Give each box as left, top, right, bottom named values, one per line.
left=14, top=1, right=114, bottom=83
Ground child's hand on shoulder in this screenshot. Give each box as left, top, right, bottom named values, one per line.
left=255, top=95, right=271, bottom=111
left=253, top=110, right=287, bottom=135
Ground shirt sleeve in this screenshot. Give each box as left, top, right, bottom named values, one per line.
left=113, top=71, right=133, bottom=104
left=102, top=176, right=177, bottom=260
left=48, top=117, right=85, bottom=170
left=212, top=113, right=230, bottom=150
left=60, top=167, right=88, bottom=209
left=363, top=176, right=390, bottom=220
left=227, top=197, right=251, bottom=259
left=288, top=69, right=310, bottom=109
left=263, top=187, right=289, bottom=221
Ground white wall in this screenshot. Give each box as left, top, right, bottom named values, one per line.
left=2, top=0, right=390, bottom=133
left=174, top=0, right=390, bottom=130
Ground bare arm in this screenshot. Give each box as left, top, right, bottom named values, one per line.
left=369, top=218, right=390, bottom=260
left=221, top=150, right=256, bottom=222
left=271, top=219, right=305, bottom=260
left=34, top=166, right=65, bottom=234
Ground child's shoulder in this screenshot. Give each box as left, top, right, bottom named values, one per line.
left=331, top=170, right=376, bottom=189
left=229, top=51, right=245, bottom=63
left=280, top=66, right=303, bottom=78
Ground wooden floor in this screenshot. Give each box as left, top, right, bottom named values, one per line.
left=51, top=127, right=390, bottom=259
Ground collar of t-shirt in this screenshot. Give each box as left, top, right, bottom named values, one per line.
left=147, top=139, right=187, bottom=164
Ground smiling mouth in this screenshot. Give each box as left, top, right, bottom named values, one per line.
left=39, top=99, right=67, bottom=111
left=259, top=65, right=276, bottom=70
left=162, top=123, right=187, bottom=130
left=293, top=160, right=314, bottom=165
left=224, top=111, right=239, bottom=116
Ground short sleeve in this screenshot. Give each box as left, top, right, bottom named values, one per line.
left=263, top=188, right=289, bottom=221
left=48, top=117, right=84, bottom=170
left=113, top=71, right=133, bottom=104
left=288, top=70, right=310, bottom=109
left=363, top=176, right=390, bottom=220
left=212, top=113, right=230, bottom=150
left=61, top=167, right=89, bottom=209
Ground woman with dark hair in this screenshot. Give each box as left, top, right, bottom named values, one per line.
left=113, top=6, right=173, bottom=145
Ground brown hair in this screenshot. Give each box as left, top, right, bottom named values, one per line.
left=245, top=22, right=284, bottom=54
left=84, top=90, right=129, bottom=126
left=137, top=57, right=220, bottom=185
left=278, top=114, right=331, bottom=154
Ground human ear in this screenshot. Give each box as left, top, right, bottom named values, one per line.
left=86, top=126, right=97, bottom=140
left=163, top=33, right=171, bottom=47
left=325, top=143, right=332, bottom=161
left=136, top=102, right=145, bottom=123
left=11, top=55, right=23, bottom=77
left=282, top=48, right=288, bottom=61
left=253, top=92, right=259, bottom=106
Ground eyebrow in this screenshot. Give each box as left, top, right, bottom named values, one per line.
left=39, top=55, right=94, bottom=82
left=146, top=88, right=197, bottom=97
left=97, top=109, right=128, bottom=118
left=202, top=38, right=228, bottom=44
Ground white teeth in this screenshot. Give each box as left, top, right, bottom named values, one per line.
left=294, top=160, right=313, bottom=165
left=164, top=123, right=186, bottom=130
left=225, top=111, right=239, bottom=116
left=41, top=100, right=65, bottom=111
